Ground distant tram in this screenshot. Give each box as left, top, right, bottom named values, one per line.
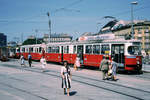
left=16, top=39, right=142, bottom=72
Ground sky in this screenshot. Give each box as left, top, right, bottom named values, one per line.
left=0, top=0, right=150, bottom=42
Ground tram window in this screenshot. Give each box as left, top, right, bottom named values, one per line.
left=101, top=44, right=110, bottom=54
left=26, top=48, right=28, bottom=53
left=56, top=46, right=59, bottom=53
left=128, top=46, right=141, bottom=55
left=120, top=46, right=124, bottom=53
left=17, top=48, right=20, bottom=53
left=48, top=47, right=52, bottom=53
left=22, top=48, right=25, bottom=53
left=51, top=47, right=55, bottom=53
left=86, top=45, right=92, bottom=54
left=115, top=46, right=119, bottom=54
left=39, top=47, right=42, bottom=53
left=30, top=48, right=33, bottom=53
left=73, top=46, right=76, bottom=54
left=64, top=46, right=69, bottom=53
left=93, top=45, right=100, bottom=54
left=35, top=48, right=38, bottom=53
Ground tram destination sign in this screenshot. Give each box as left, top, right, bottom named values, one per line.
left=79, top=33, right=115, bottom=41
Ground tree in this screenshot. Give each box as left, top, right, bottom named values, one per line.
left=22, top=39, right=43, bottom=45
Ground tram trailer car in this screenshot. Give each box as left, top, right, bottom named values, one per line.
left=16, top=39, right=142, bottom=72
left=20, top=44, right=45, bottom=60
left=15, top=47, right=21, bottom=59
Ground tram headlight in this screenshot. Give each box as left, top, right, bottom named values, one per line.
left=137, top=61, right=140, bottom=64
left=136, top=58, right=140, bottom=64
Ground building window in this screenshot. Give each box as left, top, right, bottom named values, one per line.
left=138, top=37, right=142, bottom=40
left=145, top=29, right=149, bottom=33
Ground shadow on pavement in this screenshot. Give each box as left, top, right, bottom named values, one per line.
left=69, top=91, right=77, bottom=96
left=43, top=70, right=50, bottom=72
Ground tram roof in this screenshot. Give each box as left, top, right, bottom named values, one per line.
left=20, top=39, right=140, bottom=47
left=20, top=44, right=44, bottom=47
left=46, top=42, right=71, bottom=46
left=72, top=38, right=140, bottom=44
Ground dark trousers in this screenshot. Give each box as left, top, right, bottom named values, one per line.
left=28, top=59, right=32, bottom=67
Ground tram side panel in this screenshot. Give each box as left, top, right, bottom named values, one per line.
left=45, top=46, right=62, bottom=63
left=62, top=45, right=75, bottom=64
left=30, top=52, right=42, bottom=60
left=46, top=53, right=61, bottom=62
left=84, top=54, right=103, bottom=67
left=84, top=44, right=104, bottom=67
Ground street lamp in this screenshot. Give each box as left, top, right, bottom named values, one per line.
left=47, top=12, right=51, bottom=43
left=131, top=1, right=138, bottom=39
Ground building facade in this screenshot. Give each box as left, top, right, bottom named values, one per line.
left=112, top=20, right=150, bottom=54
left=0, top=33, right=7, bottom=47
left=43, top=33, right=72, bottom=43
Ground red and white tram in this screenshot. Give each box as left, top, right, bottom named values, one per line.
left=15, top=47, right=21, bottom=58
left=17, top=39, right=142, bottom=72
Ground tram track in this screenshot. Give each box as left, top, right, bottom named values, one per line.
left=0, top=73, right=49, bottom=100
left=0, top=82, right=49, bottom=100
left=1, top=63, right=149, bottom=100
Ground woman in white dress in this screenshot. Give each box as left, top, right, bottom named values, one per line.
left=61, top=62, right=71, bottom=96
left=40, top=56, right=47, bottom=72
left=74, top=55, right=80, bottom=70
left=20, top=54, right=25, bottom=67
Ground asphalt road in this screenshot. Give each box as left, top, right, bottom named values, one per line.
left=0, top=59, right=150, bottom=100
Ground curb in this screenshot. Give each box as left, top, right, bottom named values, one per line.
left=142, top=70, right=150, bottom=73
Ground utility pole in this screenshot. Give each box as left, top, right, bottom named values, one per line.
left=47, top=12, right=51, bottom=43
left=21, top=33, right=23, bottom=44
left=131, top=1, right=138, bottom=39
left=35, top=29, right=38, bottom=44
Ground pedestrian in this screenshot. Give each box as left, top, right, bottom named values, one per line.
left=61, top=62, right=72, bottom=96
left=99, top=55, right=110, bottom=80
left=74, top=55, right=80, bottom=71
left=28, top=53, right=32, bottom=67
left=40, top=56, right=47, bottom=72
left=110, top=57, right=118, bottom=81
left=20, top=54, right=25, bottom=67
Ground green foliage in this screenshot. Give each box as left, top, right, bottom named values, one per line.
left=22, top=39, right=43, bottom=45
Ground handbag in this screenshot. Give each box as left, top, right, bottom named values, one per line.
left=108, top=69, right=112, bottom=76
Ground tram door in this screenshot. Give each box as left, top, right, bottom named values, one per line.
left=77, top=45, right=84, bottom=64
left=111, top=44, right=125, bottom=65
left=61, top=46, right=64, bottom=62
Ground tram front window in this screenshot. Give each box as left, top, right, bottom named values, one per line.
left=128, top=46, right=141, bottom=55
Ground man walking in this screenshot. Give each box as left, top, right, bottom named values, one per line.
left=28, top=53, right=32, bottom=67
left=99, top=55, right=110, bottom=80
